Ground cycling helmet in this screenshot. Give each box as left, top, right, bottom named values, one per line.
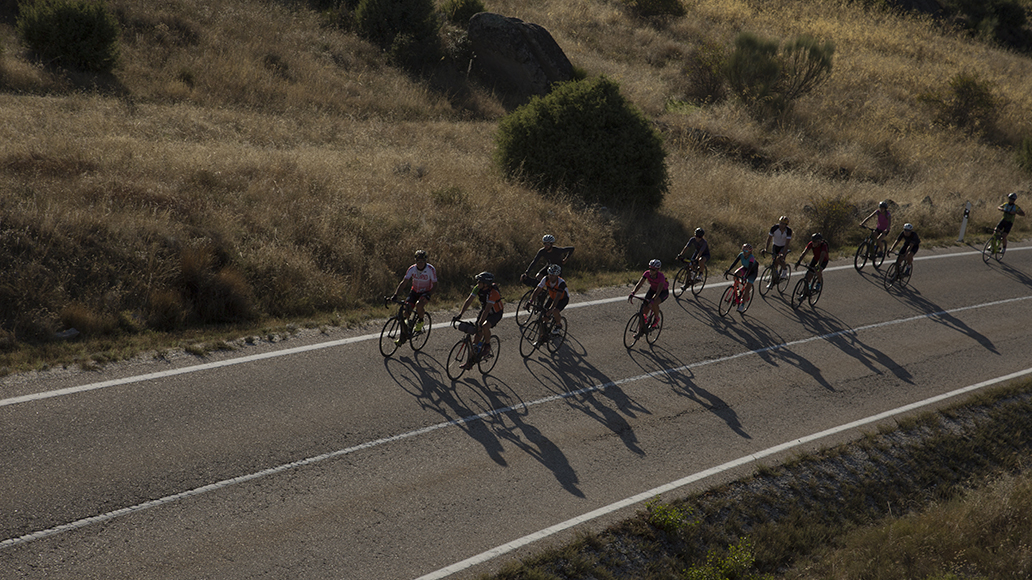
left=1008, top=192, right=1018, bottom=201
left=414, top=249, right=428, bottom=260
left=742, top=243, right=753, bottom=251
left=879, top=201, right=888, bottom=209
left=811, top=233, right=823, bottom=241
left=648, top=259, right=661, bottom=269
left=547, top=264, right=562, bottom=276
left=778, top=216, right=789, bottom=224
left=694, top=228, right=705, bottom=237
left=475, top=271, right=494, bottom=283
left=903, top=223, right=914, bottom=231
left=542, top=234, right=556, bottom=245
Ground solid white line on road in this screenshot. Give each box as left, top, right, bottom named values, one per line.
left=414, top=365, right=1032, bottom=580
left=1, top=246, right=1023, bottom=408
left=3, top=294, right=1030, bottom=551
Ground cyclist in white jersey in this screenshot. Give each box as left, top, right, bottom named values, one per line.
left=761, top=215, right=792, bottom=282
left=392, top=249, right=437, bottom=331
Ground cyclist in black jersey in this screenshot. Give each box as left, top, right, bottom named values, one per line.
left=523, top=234, right=574, bottom=284
left=887, top=223, right=920, bottom=273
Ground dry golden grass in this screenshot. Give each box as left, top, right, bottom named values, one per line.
left=1, top=0, right=1031, bottom=369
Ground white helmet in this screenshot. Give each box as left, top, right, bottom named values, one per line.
left=903, top=223, right=914, bottom=231
left=547, top=264, right=562, bottom=276
left=648, top=259, right=661, bottom=269
left=542, top=234, right=556, bottom=244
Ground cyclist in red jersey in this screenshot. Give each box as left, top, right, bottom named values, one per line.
left=795, top=233, right=830, bottom=290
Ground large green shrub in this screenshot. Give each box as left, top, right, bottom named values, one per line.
left=494, top=76, right=669, bottom=210
left=353, top=0, right=437, bottom=49
left=723, top=32, right=834, bottom=116
left=17, top=0, right=121, bottom=73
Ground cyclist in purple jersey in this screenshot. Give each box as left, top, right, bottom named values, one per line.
left=628, top=259, right=668, bottom=327
left=860, top=201, right=892, bottom=257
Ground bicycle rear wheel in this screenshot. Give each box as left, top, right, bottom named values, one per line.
left=515, top=289, right=534, bottom=327
left=719, top=286, right=735, bottom=317
left=758, top=266, right=774, bottom=296
left=546, top=316, right=567, bottom=353
left=519, top=318, right=543, bottom=358
left=645, top=311, right=663, bottom=345
left=379, top=317, right=402, bottom=357
left=853, top=241, right=869, bottom=271
left=446, top=339, right=469, bottom=380
left=691, top=265, right=707, bottom=296
left=623, top=313, right=642, bottom=349
left=409, top=313, right=432, bottom=351
left=883, top=263, right=898, bottom=290
left=672, top=266, right=690, bottom=298
left=478, top=335, right=501, bottom=374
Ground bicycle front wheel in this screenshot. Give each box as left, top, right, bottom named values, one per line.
left=672, top=266, right=690, bottom=298
left=792, top=279, right=807, bottom=310
left=515, top=289, right=534, bottom=327
left=741, top=286, right=754, bottom=313
left=409, top=313, right=432, bottom=351
left=883, top=263, right=898, bottom=290
left=719, top=286, right=735, bottom=317
left=478, top=335, right=501, bottom=374
left=776, top=265, right=790, bottom=294
left=758, top=266, right=774, bottom=297
left=645, top=311, right=663, bottom=345
left=546, top=316, right=567, bottom=353
left=519, top=318, right=542, bottom=358
left=446, top=339, right=469, bottom=380
left=853, top=241, right=868, bottom=271
left=872, top=245, right=886, bottom=268
left=900, top=263, right=912, bottom=287
left=623, top=313, right=642, bottom=349
left=379, top=317, right=402, bottom=357
left=808, top=281, right=822, bottom=306
left=691, top=265, right=707, bottom=296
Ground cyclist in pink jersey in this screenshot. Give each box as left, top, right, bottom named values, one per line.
left=628, top=259, right=668, bottom=327
left=860, top=201, right=892, bottom=257
left=392, top=249, right=437, bottom=331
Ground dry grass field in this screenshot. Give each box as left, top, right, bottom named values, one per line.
left=1, top=0, right=1031, bottom=371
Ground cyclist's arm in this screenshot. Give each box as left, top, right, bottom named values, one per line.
left=725, top=256, right=741, bottom=276
left=524, top=249, right=544, bottom=276
left=456, top=293, right=476, bottom=319
left=1018, top=206, right=1026, bottom=216
left=559, top=246, right=575, bottom=263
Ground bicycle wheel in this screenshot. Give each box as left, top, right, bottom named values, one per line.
left=672, top=266, right=690, bottom=298
left=478, top=335, right=500, bottom=374
left=409, top=312, right=432, bottom=351
left=776, top=265, right=790, bottom=294
left=872, top=244, right=886, bottom=268
left=691, top=265, right=707, bottom=296
left=623, top=313, right=643, bottom=349
left=741, top=286, right=754, bottom=313
left=792, top=279, right=807, bottom=310
left=758, top=266, right=774, bottom=296
left=853, top=241, right=869, bottom=271
left=808, top=280, right=822, bottom=306
left=900, top=263, right=912, bottom=287
left=645, top=310, right=663, bottom=345
left=546, top=316, right=567, bottom=353
left=718, top=286, right=735, bottom=317
left=883, top=263, right=898, bottom=290
left=446, top=339, right=469, bottom=380
left=519, top=317, right=542, bottom=358
left=515, top=289, right=534, bottom=327
left=379, top=317, right=402, bottom=357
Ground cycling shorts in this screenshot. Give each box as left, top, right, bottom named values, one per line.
left=544, top=295, right=569, bottom=312
left=406, top=290, right=431, bottom=305
left=772, top=245, right=787, bottom=257
left=996, top=219, right=1014, bottom=234
left=809, top=258, right=829, bottom=271
left=644, top=288, right=669, bottom=304
left=735, top=267, right=757, bottom=284
left=482, top=310, right=503, bottom=328
left=875, top=228, right=888, bottom=236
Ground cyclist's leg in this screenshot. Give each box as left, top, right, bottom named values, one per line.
left=818, top=259, right=828, bottom=284
left=552, top=296, right=569, bottom=327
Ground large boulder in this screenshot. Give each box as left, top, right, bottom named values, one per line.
left=467, top=12, right=574, bottom=99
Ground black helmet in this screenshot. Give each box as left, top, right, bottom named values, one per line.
left=879, top=201, right=888, bottom=209
left=1008, top=192, right=1018, bottom=201
left=811, top=232, right=823, bottom=241
left=694, top=228, right=705, bottom=237
left=414, top=249, right=428, bottom=260
left=475, top=271, right=494, bottom=283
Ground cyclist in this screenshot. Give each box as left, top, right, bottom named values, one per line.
left=628, top=259, right=668, bottom=328
left=761, top=216, right=792, bottom=282
left=391, top=249, right=436, bottom=337
left=454, top=271, right=504, bottom=368
left=860, top=201, right=892, bottom=257
left=676, top=228, right=710, bottom=280
left=528, top=263, right=569, bottom=343
left=724, top=243, right=759, bottom=312
left=795, top=233, right=830, bottom=295
left=887, top=223, right=920, bottom=273
left=995, top=192, right=1025, bottom=255
left=523, top=234, right=575, bottom=285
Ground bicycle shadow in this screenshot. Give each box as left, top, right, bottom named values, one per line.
left=521, top=333, right=649, bottom=458
left=886, top=287, right=999, bottom=355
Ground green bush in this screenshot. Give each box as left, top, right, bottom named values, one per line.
left=619, top=0, right=687, bottom=18
left=1017, top=136, right=1032, bottom=174
left=353, top=0, right=437, bottom=50
left=441, top=0, right=484, bottom=26
left=919, top=71, right=998, bottom=134
left=723, top=32, right=781, bottom=107
left=494, top=76, right=669, bottom=211
left=723, top=32, right=834, bottom=116
left=803, top=195, right=857, bottom=246
left=17, top=0, right=121, bottom=73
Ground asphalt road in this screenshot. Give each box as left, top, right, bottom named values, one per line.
left=2, top=243, right=1031, bottom=580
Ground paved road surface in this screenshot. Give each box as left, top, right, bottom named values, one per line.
left=2, top=243, right=1031, bottom=579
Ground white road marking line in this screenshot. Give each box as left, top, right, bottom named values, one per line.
left=414, top=365, right=1032, bottom=580
left=3, top=295, right=1030, bottom=551
left=0, top=246, right=1020, bottom=408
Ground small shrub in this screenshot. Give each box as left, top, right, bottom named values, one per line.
left=619, top=0, right=687, bottom=17
left=918, top=71, right=999, bottom=134
left=681, top=42, right=728, bottom=104
left=1017, top=136, right=1032, bottom=174
left=59, top=303, right=119, bottom=336
left=723, top=32, right=781, bottom=107
left=17, top=0, right=121, bottom=73
left=723, top=32, right=834, bottom=117
left=803, top=195, right=858, bottom=246
left=353, top=0, right=438, bottom=50
left=646, top=497, right=696, bottom=535
left=494, top=75, right=669, bottom=210
left=441, top=0, right=484, bottom=26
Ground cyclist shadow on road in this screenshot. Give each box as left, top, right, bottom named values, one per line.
left=521, top=332, right=649, bottom=458
left=625, top=344, right=750, bottom=440
left=793, top=309, right=915, bottom=385
left=886, top=288, right=999, bottom=355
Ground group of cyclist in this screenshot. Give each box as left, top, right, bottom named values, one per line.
left=389, top=192, right=1024, bottom=355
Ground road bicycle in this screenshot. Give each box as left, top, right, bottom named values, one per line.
left=854, top=226, right=886, bottom=271
left=379, top=295, right=432, bottom=357
left=671, top=257, right=707, bottom=298
left=623, top=295, right=663, bottom=348
left=519, top=302, right=568, bottom=357
left=758, top=249, right=791, bottom=297
left=445, top=318, right=500, bottom=380
left=792, top=264, right=823, bottom=309
left=982, top=229, right=1005, bottom=263
left=719, top=272, right=753, bottom=317
left=882, top=251, right=913, bottom=290
left=515, top=269, right=553, bottom=327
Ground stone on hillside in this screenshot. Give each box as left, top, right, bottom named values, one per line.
left=467, top=12, right=574, bottom=99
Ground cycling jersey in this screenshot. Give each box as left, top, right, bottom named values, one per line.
left=768, top=225, right=792, bottom=248
left=536, top=276, right=569, bottom=301
left=642, top=269, right=669, bottom=292
left=803, top=241, right=830, bottom=264
left=1000, top=203, right=1021, bottom=224
left=685, top=238, right=710, bottom=260
left=525, top=246, right=574, bottom=277
left=731, top=252, right=759, bottom=283
left=404, top=263, right=437, bottom=293
left=875, top=210, right=891, bottom=232
left=473, top=283, right=504, bottom=314
left=895, top=231, right=921, bottom=253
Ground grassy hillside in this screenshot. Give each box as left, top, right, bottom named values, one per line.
left=1, top=0, right=1031, bottom=371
